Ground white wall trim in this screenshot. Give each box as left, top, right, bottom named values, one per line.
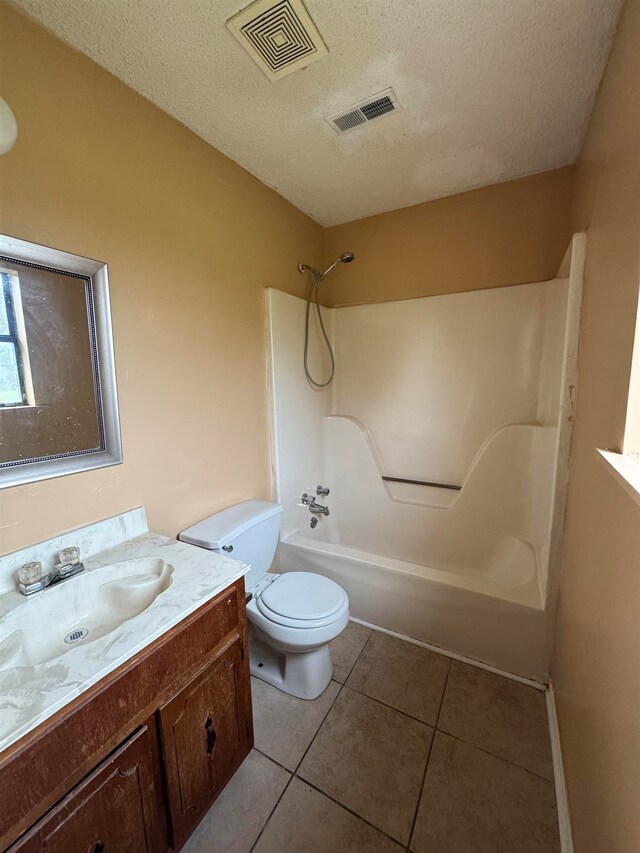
left=546, top=680, right=574, bottom=853
left=350, top=617, right=547, bottom=690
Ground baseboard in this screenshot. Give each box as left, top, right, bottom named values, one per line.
left=545, top=681, right=574, bottom=853
left=350, top=617, right=547, bottom=690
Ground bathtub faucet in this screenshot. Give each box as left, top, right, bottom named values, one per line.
left=301, top=493, right=330, bottom=516
left=309, top=501, right=330, bottom=516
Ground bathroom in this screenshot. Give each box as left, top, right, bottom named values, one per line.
left=0, top=0, right=638, bottom=851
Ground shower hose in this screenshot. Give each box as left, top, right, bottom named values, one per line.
left=303, top=272, right=335, bottom=388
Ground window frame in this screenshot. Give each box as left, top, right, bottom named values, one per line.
left=0, top=270, right=29, bottom=408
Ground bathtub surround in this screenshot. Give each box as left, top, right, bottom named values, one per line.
left=268, top=237, right=584, bottom=680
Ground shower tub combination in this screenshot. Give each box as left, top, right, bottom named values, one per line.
left=267, top=236, right=584, bottom=681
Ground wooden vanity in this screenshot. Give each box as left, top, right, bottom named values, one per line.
left=0, top=577, right=253, bottom=852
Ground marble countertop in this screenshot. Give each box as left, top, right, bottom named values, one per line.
left=0, top=531, right=248, bottom=754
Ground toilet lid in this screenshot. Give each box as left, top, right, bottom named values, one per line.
left=257, top=572, right=346, bottom=625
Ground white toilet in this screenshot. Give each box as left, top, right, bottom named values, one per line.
left=179, top=500, right=349, bottom=700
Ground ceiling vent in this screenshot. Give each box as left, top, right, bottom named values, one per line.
left=226, top=0, right=328, bottom=81
left=325, top=89, right=400, bottom=135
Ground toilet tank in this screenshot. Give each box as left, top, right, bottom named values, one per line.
left=179, top=500, right=282, bottom=589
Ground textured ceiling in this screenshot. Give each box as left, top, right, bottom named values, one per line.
left=12, top=0, right=622, bottom=225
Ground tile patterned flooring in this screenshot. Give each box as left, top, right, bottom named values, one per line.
left=183, top=622, right=560, bottom=853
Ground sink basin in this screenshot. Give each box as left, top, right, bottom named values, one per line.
left=0, top=558, right=174, bottom=670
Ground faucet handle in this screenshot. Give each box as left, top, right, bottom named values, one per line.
left=301, top=493, right=314, bottom=505
left=58, top=546, right=80, bottom=566
left=316, top=485, right=330, bottom=496
left=18, top=561, right=43, bottom=585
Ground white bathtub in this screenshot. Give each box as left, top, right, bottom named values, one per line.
left=276, top=532, right=551, bottom=682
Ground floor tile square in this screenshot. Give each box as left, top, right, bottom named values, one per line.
left=254, top=777, right=404, bottom=853
left=438, top=661, right=553, bottom=778
left=330, top=620, right=372, bottom=683
left=251, top=676, right=341, bottom=771
left=181, top=750, right=289, bottom=853
left=346, top=631, right=450, bottom=724
left=298, top=686, right=433, bottom=844
left=411, top=732, right=560, bottom=853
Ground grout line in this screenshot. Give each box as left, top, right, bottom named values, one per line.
left=249, top=678, right=345, bottom=851
left=293, top=775, right=407, bottom=848
left=249, top=771, right=294, bottom=852
left=293, top=681, right=345, bottom=773
left=338, top=626, right=373, bottom=685
left=433, top=728, right=555, bottom=784
left=252, top=746, right=290, bottom=773
left=350, top=617, right=547, bottom=691
left=344, top=680, right=440, bottom=729
left=406, top=658, right=451, bottom=852
left=250, top=627, right=375, bottom=847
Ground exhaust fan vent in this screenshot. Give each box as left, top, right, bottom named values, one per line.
left=226, top=0, right=328, bottom=81
left=326, top=89, right=400, bottom=136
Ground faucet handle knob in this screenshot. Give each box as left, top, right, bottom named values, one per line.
left=58, top=546, right=80, bottom=566
left=18, top=561, right=43, bottom=585
left=316, top=485, right=330, bottom=496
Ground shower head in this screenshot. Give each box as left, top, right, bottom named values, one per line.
left=323, top=251, right=355, bottom=277
left=298, top=251, right=355, bottom=280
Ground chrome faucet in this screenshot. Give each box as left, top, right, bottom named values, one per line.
left=300, top=493, right=330, bottom=516
left=309, top=501, right=330, bottom=516
left=18, top=547, right=85, bottom=596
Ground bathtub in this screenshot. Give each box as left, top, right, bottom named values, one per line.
left=276, top=532, right=551, bottom=682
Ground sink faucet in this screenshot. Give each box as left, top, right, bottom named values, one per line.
left=18, top=547, right=85, bottom=596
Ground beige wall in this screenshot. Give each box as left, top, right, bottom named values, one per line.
left=0, top=5, right=323, bottom=555
left=323, top=168, right=574, bottom=307
left=552, top=0, right=640, bottom=851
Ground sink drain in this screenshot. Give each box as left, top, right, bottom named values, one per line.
left=64, top=628, right=89, bottom=644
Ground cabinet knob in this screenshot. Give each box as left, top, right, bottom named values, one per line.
left=204, top=716, right=217, bottom=755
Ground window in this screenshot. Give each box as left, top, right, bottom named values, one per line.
left=598, top=282, right=640, bottom=505
left=0, top=269, right=31, bottom=407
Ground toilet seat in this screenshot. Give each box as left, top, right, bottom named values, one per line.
left=256, top=572, right=347, bottom=629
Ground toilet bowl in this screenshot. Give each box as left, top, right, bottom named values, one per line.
left=179, top=500, right=349, bottom=699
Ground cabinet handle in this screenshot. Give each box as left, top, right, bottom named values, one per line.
left=92, top=844, right=105, bottom=853
left=204, top=716, right=217, bottom=755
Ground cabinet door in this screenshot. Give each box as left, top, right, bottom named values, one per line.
left=159, top=636, right=250, bottom=847
left=10, top=723, right=166, bottom=853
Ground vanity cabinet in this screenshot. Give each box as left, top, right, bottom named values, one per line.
left=8, top=724, right=165, bottom=853
left=0, top=577, right=253, bottom=853
left=160, top=637, right=248, bottom=847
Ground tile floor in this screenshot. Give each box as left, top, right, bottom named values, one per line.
left=183, top=622, right=560, bottom=853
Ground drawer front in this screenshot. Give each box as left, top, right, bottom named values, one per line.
left=159, top=637, right=250, bottom=847
left=9, top=723, right=166, bottom=853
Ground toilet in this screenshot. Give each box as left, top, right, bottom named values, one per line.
left=179, top=500, right=349, bottom=700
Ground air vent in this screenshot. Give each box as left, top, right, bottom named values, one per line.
left=326, top=89, right=400, bottom=136
left=226, top=0, right=328, bottom=81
